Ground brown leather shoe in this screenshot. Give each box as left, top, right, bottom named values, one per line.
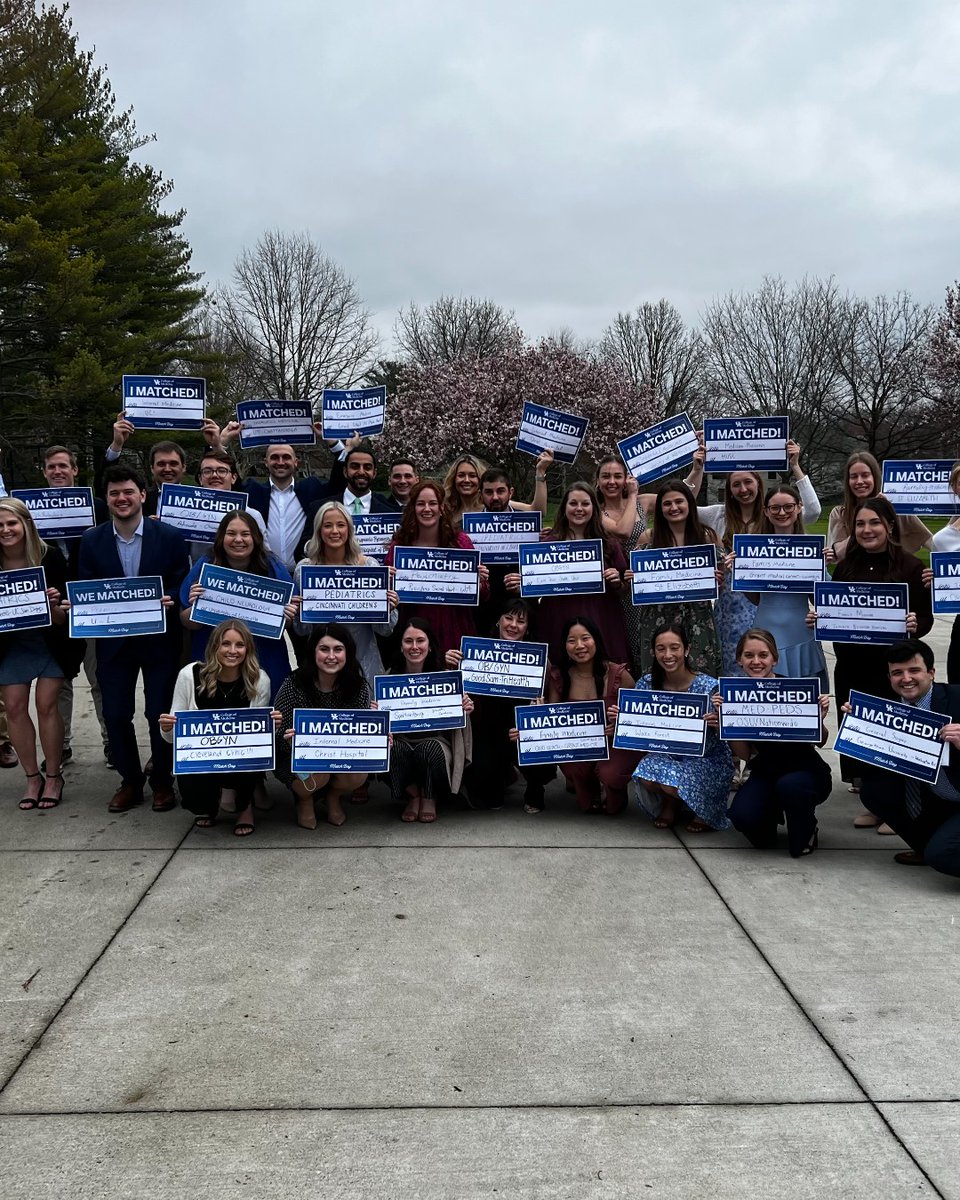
left=0, top=740, right=19, bottom=768
left=151, top=787, right=177, bottom=812
left=894, top=850, right=925, bottom=866
left=108, top=784, right=143, bottom=812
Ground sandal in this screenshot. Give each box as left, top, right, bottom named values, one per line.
left=193, top=816, right=215, bottom=828
left=799, top=829, right=819, bottom=857
left=19, top=772, right=42, bottom=810
left=233, top=821, right=255, bottom=837
left=418, top=796, right=437, bottom=823
left=523, top=802, right=544, bottom=814
left=401, top=792, right=420, bottom=822
left=38, top=773, right=65, bottom=809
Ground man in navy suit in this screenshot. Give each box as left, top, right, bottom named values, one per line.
left=860, top=639, right=960, bottom=880
left=78, top=465, right=190, bottom=812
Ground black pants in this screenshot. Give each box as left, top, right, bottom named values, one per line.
left=467, top=695, right=555, bottom=808
left=729, top=767, right=831, bottom=857
left=861, top=776, right=960, bottom=879
left=177, top=772, right=262, bottom=820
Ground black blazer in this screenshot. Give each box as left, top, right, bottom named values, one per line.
left=0, top=545, right=85, bottom=678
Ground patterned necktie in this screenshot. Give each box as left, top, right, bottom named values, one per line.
left=904, top=777, right=922, bottom=820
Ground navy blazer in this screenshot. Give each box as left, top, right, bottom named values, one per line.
left=77, top=518, right=190, bottom=661
left=863, top=681, right=960, bottom=794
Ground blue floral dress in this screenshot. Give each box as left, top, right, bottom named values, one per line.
left=715, top=572, right=758, bottom=675
left=632, top=672, right=734, bottom=829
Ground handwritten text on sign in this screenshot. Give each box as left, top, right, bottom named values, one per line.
left=704, top=416, right=789, bottom=472
left=157, top=484, right=249, bottom=543
left=834, top=689, right=949, bottom=783
left=11, top=488, right=96, bottom=540
left=191, top=565, right=293, bottom=640
left=174, top=708, right=275, bottom=774
left=67, top=576, right=165, bottom=639
left=613, top=688, right=708, bottom=756
left=374, top=671, right=466, bottom=733
left=458, top=637, right=548, bottom=700
left=515, top=401, right=588, bottom=465
left=299, top=565, right=390, bottom=624
left=732, top=535, right=825, bottom=593
left=321, top=385, right=386, bottom=439
left=393, top=547, right=480, bottom=606
left=718, top=677, right=821, bottom=742
left=122, top=374, right=206, bottom=431
left=516, top=700, right=609, bottom=766
left=0, top=567, right=51, bottom=634
left=519, top=539, right=605, bottom=598
left=617, top=413, right=699, bottom=486
left=630, top=545, right=718, bottom=605
left=814, top=581, right=908, bottom=645
left=882, top=460, right=958, bottom=517
left=237, top=399, right=316, bottom=448
left=461, top=511, right=542, bottom=564
left=291, top=707, right=390, bottom=774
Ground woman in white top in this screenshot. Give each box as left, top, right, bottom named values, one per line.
left=922, top=460, right=960, bottom=682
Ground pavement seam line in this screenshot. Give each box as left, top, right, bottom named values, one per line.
left=684, top=841, right=946, bottom=1199
left=0, top=822, right=195, bottom=1100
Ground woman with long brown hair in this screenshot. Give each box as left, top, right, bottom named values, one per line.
left=827, top=451, right=932, bottom=561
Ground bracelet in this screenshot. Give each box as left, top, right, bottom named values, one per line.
left=535, top=474, right=546, bottom=481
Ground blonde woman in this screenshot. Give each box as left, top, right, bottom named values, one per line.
left=443, top=454, right=487, bottom=524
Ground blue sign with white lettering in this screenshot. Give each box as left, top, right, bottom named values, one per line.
left=459, top=637, right=548, bottom=699
left=174, top=707, right=275, bottom=774
left=834, top=689, right=949, bottom=783
left=291, top=707, right=390, bottom=774
left=516, top=401, right=589, bottom=464
left=67, top=576, right=166, bottom=638
left=881, top=460, right=957, bottom=516
left=732, top=535, right=825, bottom=593
left=0, top=567, right=51, bottom=634
left=237, top=399, right=316, bottom=448
left=718, top=677, right=821, bottom=742
left=393, top=546, right=480, bottom=606
left=617, top=413, right=700, bottom=486
left=374, top=671, right=466, bottom=733
left=930, top=552, right=960, bottom=615
left=462, top=511, right=542, bottom=564
left=613, top=688, right=708, bottom=755
left=11, top=488, right=96, bottom=540
left=122, top=375, right=206, bottom=430
left=814, top=581, right=908, bottom=645
left=157, top=484, right=248, bottom=543
left=519, top=538, right=605, bottom=598
left=704, top=416, right=789, bottom=472
left=516, top=700, right=609, bottom=766
left=630, top=544, right=718, bottom=605
left=353, top=512, right=402, bottom=563
left=320, top=385, right=386, bottom=439
left=299, top=565, right=390, bottom=623
left=191, top=565, right=294, bottom=640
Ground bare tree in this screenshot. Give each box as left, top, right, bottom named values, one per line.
left=829, top=291, right=936, bottom=460
left=211, top=230, right=379, bottom=400
left=599, top=300, right=706, bottom=420
left=395, top=295, right=521, bottom=364
left=928, top=282, right=960, bottom=456
left=701, top=276, right=844, bottom=484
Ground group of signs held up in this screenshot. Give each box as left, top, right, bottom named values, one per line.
left=2, top=375, right=957, bottom=785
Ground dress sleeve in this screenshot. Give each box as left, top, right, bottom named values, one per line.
left=162, top=664, right=198, bottom=743
left=796, top=476, right=821, bottom=523
left=179, top=557, right=204, bottom=608
left=899, top=514, right=933, bottom=556
left=826, top=506, right=845, bottom=547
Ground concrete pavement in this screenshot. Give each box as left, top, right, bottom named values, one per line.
left=1, top=619, right=958, bottom=1198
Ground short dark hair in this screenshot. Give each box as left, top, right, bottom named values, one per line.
left=886, top=639, right=935, bottom=672
left=389, top=458, right=418, bottom=475
left=197, top=448, right=238, bottom=477
left=480, top=468, right=511, bottom=488
left=345, top=443, right=377, bottom=470
left=43, top=445, right=78, bottom=467
left=149, top=441, right=186, bottom=467
left=103, top=463, right=147, bottom=492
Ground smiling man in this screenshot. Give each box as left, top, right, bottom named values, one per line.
left=859, top=639, right=960, bottom=879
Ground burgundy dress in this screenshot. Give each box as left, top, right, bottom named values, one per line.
left=534, top=534, right=629, bottom=667
left=386, top=531, right=489, bottom=658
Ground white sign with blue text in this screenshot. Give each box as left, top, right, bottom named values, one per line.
left=732, top=535, right=825, bottom=593
left=191, top=565, right=293, bottom=640
left=157, top=484, right=249, bottom=543
left=834, top=689, right=949, bottom=783
left=718, top=677, right=821, bottom=742
left=353, top=512, right=402, bottom=563
left=320, top=385, right=386, bottom=439
left=11, top=488, right=95, bottom=540
left=814, top=581, right=908, bottom=645
left=459, top=637, right=548, bottom=700
left=881, top=460, right=957, bottom=516
left=67, top=576, right=165, bottom=638
left=704, top=417, right=789, bottom=472
left=630, top=545, right=718, bottom=605
left=393, top=547, right=480, bottom=606
left=613, top=688, right=708, bottom=756
left=516, top=701, right=609, bottom=766
left=617, top=413, right=700, bottom=486
left=122, top=375, right=206, bottom=430
left=236, top=399, right=316, bottom=448
left=374, top=671, right=466, bottom=734
left=174, top=708, right=275, bottom=774
left=461, top=511, right=542, bottom=564
left=930, top=552, right=960, bottom=615
left=291, top=708, right=390, bottom=774
left=0, top=567, right=51, bottom=634
left=516, top=401, right=588, bottom=464
left=519, top=539, right=605, bottom=598
left=299, top=565, right=390, bottom=623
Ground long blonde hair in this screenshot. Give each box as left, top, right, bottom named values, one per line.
left=443, top=454, right=487, bottom=517
left=302, top=501, right=365, bottom=564
left=197, top=619, right=263, bottom=699
left=0, top=498, right=47, bottom=567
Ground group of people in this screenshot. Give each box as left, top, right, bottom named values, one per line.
left=0, top=423, right=958, bottom=884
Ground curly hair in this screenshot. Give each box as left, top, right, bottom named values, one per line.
left=197, top=619, right=263, bottom=699
left=393, top=479, right=460, bottom=548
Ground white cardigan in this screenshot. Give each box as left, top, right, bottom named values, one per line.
left=161, top=662, right=272, bottom=742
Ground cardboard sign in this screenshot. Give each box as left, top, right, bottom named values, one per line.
left=930, top=552, right=960, bottom=615
left=291, top=707, right=390, bottom=774
left=122, top=375, right=206, bottom=430
left=814, top=581, right=908, bottom=645
left=374, top=671, right=466, bottom=733
left=612, top=688, right=708, bottom=755
left=299, top=565, right=390, bottom=623
left=617, top=413, right=699, bottom=486
left=190, top=565, right=294, bottom=640
left=393, top=546, right=480, bottom=606
left=67, top=576, right=165, bottom=638
left=704, top=417, right=789, bottom=472
left=461, top=511, right=542, bottom=564
left=732, top=535, right=825, bottom=593
left=630, top=545, right=718, bottom=605
left=834, top=689, right=949, bottom=783
left=718, top=677, right=821, bottom=742
left=174, top=707, right=275, bottom=774
left=236, top=399, right=316, bottom=448
left=0, top=567, right=51, bottom=634
left=515, top=700, right=609, bottom=766
left=515, top=401, right=589, bottom=465
left=881, top=460, right=957, bottom=517
left=157, top=485, right=249, bottom=543
left=519, top=538, right=605, bottom=598
left=11, top=488, right=96, bottom=540
left=458, top=637, right=548, bottom=700
left=320, top=386, right=386, bottom=439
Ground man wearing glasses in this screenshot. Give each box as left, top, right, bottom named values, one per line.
left=189, top=450, right=267, bottom=562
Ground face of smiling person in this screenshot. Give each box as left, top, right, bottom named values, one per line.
left=265, top=445, right=297, bottom=485
left=320, top=511, right=349, bottom=553
left=565, top=623, right=596, bottom=665
left=660, top=490, right=688, bottom=525
left=729, top=473, right=759, bottom=506
left=498, top=609, right=528, bottom=641
left=888, top=653, right=935, bottom=703
left=216, top=629, right=248, bottom=671
left=43, top=453, right=79, bottom=487
left=455, top=463, right=480, bottom=498
left=855, top=510, right=890, bottom=553
left=414, top=489, right=441, bottom=531
left=0, top=510, right=26, bottom=559
left=345, top=453, right=376, bottom=496
left=106, top=480, right=145, bottom=523
left=848, top=461, right=876, bottom=500
left=653, top=631, right=686, bottom=675
left=597, top=462, right=626, bottom=500
left=151, top=451, right=185, bottom=485
left=223, top=517, right=254, bottom=565
left=738, top=637, right=777, bottom=678
left=314, top=636, right=347, bottom=680
left=765, top=491, right=799, bottom=531
left=198, top=458, right=237, bottom=491
left=481, top=481, right=513, bottom=512
left=565, top=490, right=593, bottom=531
left=401, top=626, right=431, bottom=670
left=389, top=464, right=418, bottom=501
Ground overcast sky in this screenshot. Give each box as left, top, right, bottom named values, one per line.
left=71, top=0, right=960, bottom=346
